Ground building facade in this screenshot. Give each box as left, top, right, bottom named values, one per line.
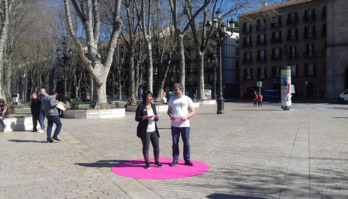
left=239, top=0, right=327, bottom=99
left=326, top=0, right=348, bottom=99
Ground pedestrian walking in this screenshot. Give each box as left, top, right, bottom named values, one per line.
left=253, top=91, right=258, bottom=107
left=258, top=92, right=263, bottom=107
left=135, top=91, right=162, bottom=169
left=0, top=99, right=8, bottom=132
left=167, top=83, right=196, bottom=167
left=193, top=94, right=197, bottom=102
left=30, top=93, right=41, bottom=132
left=38, top=88, right=49, bottom=133
left=43, top=91, right=62, bottom=143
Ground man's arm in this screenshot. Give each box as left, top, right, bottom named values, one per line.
left=186, top=107, right=195, bottom=119
left=167, top=105, right=175, bottom=120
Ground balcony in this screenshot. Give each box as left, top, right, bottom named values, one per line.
left=256, top=39, right=267, bottom=46
left=286, top=18, right=298, bottom=26
left=287, top=35, right=298, bottom=42
left=257, top=56, right=267, bottom=63
left=288, top=52, right=299, bottom=61
left=258, top=74, right=266, bottom=79
left=271, top=54, right=282, bottom=62
left=243, top=58, right=252, bottom=65
left=242, top=42, right=252, bottom=48
left=303, top=14, right=316, bottom=23
left=321, top=12, right=326, bottom=20
left=303, top=51, right=317, bottom=59
left=245, top=75, right=252, bottom=80
left=303, top=32, right=316, bottom=40
left=256, top=26, right=266, bottom=32
left=271, top=21, right=282, bottom=29
left=242, top=27, right=252, bottom=34
left=271, top=37, right=282, bottom=44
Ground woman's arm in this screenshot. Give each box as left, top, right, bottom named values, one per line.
left=135, top=105, right=143, bottom=122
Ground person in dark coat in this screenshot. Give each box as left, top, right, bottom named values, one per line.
left=135, top=91, right=162, bottom=169
left=30, top=93, right=41, bottom=132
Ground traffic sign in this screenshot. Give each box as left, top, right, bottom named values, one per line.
left=257, top=81, right=262, bottom=87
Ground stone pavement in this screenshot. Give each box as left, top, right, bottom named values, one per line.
left=1, top=102, right=348, bottom=199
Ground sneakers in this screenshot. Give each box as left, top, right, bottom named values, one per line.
left=154, top=162, right=163, bottom=168
left=145, top=162, right=150, bottom=169
left=170, top=161, right=178, bottom=167
left=184, top=160, right=194, bottom=166
left=37, top=130, right=44, bottom=133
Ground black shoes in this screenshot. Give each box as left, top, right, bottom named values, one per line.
left=145, top=162, right=151, bottom=169
left=170, top=161, right=178, bottom=167
left=52, top=137, right=61, bottom=141
left=184, top=160, right=194, bottom=166
left=154, top=162, right=163, bottom=168
left=47, top=139, right=54, bottom=143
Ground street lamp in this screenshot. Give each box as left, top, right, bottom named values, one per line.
left=56, top=41, right=73, bottom=102
left=205, top=9, right=235, bottom=114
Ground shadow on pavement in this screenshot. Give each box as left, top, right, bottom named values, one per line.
left=75, top=160, right=133, bottom=168
left=207, top=193, right=267, bottom=199
left=7, top=139, right=47, bottom=143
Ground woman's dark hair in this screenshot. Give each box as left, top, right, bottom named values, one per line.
left=49, top=91, right=57, bottom=95
left=0, top=98, right=5, bottom=104
left=142, top=91, right=153, bottom=104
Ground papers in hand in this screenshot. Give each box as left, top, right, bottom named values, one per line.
left=56, top=101, right=67, bottom=111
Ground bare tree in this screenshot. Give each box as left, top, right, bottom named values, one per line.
left=168, top=0, right=211, bottom=92
left=63, top=0, right=122, bottom=108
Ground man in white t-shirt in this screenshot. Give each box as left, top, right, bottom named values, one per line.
left=167, top=83, right=195, bottom=167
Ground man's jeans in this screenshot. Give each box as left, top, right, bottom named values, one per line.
left=40, top=110, right=45, bottom=130
left=171, top=127, right=190, bottom=162
left=46, top=116, right=62, bottom=141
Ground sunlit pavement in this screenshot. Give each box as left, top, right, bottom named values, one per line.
left=1, top=102, right=348, bottom=199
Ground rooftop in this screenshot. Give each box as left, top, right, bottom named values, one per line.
left=241, top=0, right=313, bottom=16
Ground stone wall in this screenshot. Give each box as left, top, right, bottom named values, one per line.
left=326, top=0, right=348, bottom=99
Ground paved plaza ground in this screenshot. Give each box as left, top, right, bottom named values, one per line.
left=1, top=102, right=348, bottom=199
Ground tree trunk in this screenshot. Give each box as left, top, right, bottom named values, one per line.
left=94, top=79, right=108, bottom=109
left=89, top=73, right=94, bottom=103
left=118, top=67, right=122, bottom=101
left=0, top=0, right=10, bottom=102
left=146, top=41, right=153, bottom=92
left=128, top=49, right=136, bottom=104
left=197, top=51, right=205, bottom=99
left=178, top=34, right=185, bottom=92
left=155, top=57, right=172, bottom=101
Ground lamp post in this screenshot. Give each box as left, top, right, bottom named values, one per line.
left=56, top=41, right=73, bottom=102
left=212, top=54, right=218, bottom=100
left=205, top=9, right=235, bottom=114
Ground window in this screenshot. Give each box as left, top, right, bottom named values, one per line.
left=306, top=26, right=314, bottom=37
left=288, top=29, right=298, bottom=41
left=245, top=23, right=251, bottom=33
left=272, top=31, right=281, bottom=43
left=236, top=73, right=239, bottom=81
left=322, top=24, right=327, bottom=36
left=273, top=48, right=281, bottom=59
left=322, top=6, right=327, bottom=19
left=289, top=12, right=297, bottom=23
left=272, top=66, right=280, bottom=75
left=305, top=9, right=315, bottom=21
left=259, top=68, right=266, bottom=79
left=273, top=16, right=281, bottom=27
left=306, top=63, right=315, bottom=76
left=289, top=45, right=297, bottom=58
left=258, top=34, right=265, bottom=44
left=244, top=36, right=251, bottom=47
left=258, top=50, right=266, bottom=60
left=236, top=48, right=239, bottom=55
left=257, top=19, right=265, bottom=30
left=244, top=52, right=251, bottom=62
left=291, top=65, right=297, bottom=76
left=236, top=60, right=239, bottom=70
left=245, top=69, right=251, bottom=79
left=307, top=43, right=313, bottom=56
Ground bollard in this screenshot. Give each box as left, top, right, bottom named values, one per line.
left=281, top=66, right=292, bottom=110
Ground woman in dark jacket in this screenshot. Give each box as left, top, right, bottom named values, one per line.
left=135, top=91, right=162, bottom=169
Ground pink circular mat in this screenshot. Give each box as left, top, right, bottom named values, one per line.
left=111, top=157, right=210, bottom=180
